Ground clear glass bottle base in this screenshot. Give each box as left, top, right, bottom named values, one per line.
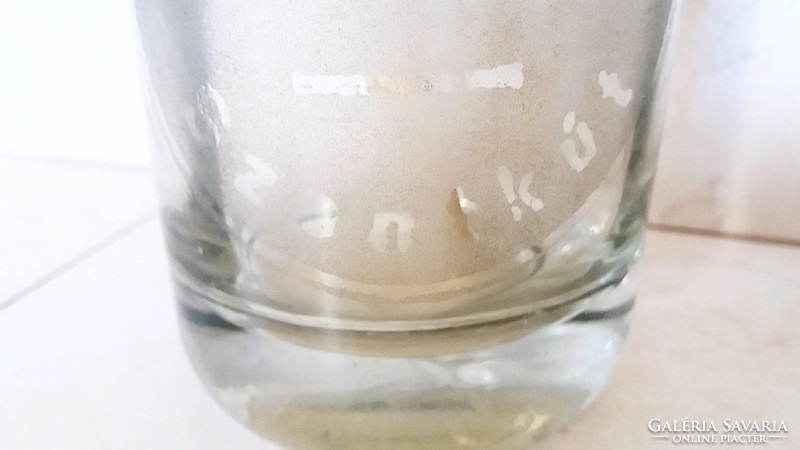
left=175, top=270, right=635, bottom=449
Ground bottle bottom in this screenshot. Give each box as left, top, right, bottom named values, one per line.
left=175, top=269, right=635, bottom=449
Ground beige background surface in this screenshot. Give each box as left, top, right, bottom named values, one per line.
left=649, top=0, right=800, bottom=243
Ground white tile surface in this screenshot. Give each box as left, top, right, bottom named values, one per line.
left=0, top=0, right=149, bottom=166
left=0, top=220, right=271, bottom=450
left=650, top=0, right=800, bottom=242
left=1, top=218, right=797, bottom=449
left=0, top=158, right=156, bottom=306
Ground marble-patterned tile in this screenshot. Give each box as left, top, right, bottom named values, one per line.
left=0, top=220, right=272, bottom=450
left=650, top=0, right=800, bottom=242
left=542, top=231, right=800, bottom=449
left=0, top=158, right=156, bottom=306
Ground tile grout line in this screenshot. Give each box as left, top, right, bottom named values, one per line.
left=0, top=211, right=159, bottom=312
left=647, top=222, right=800, bottom=249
